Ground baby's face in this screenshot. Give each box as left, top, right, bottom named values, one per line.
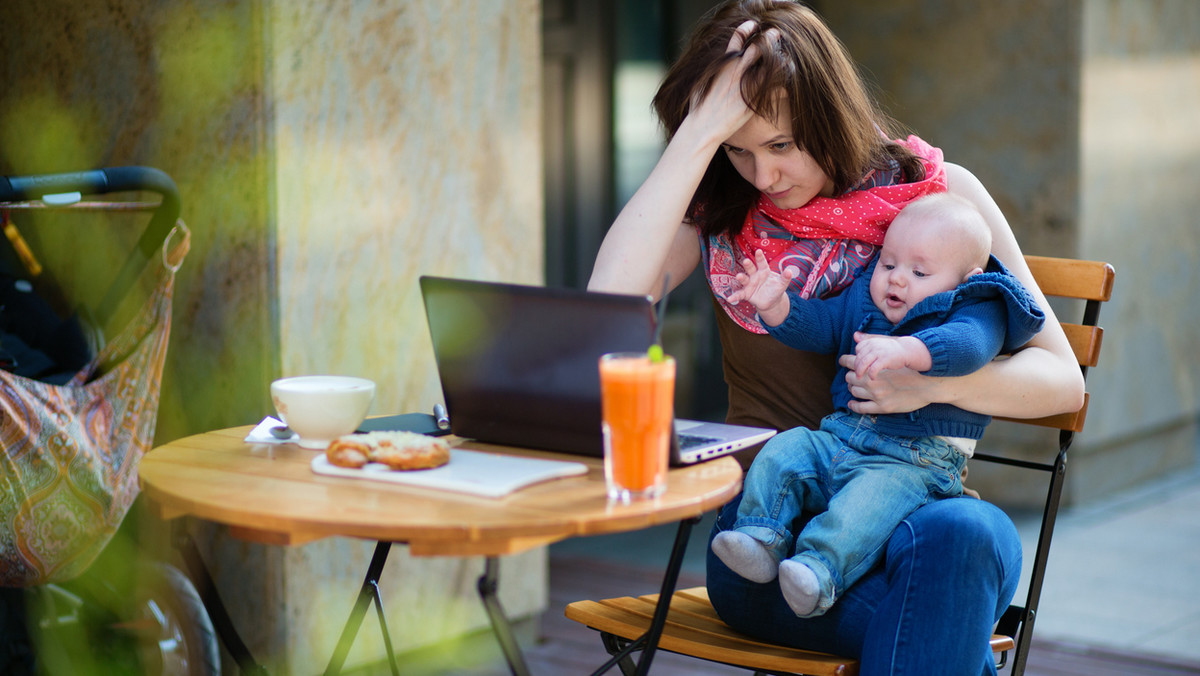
left=869, top=216, right=976, bottom=324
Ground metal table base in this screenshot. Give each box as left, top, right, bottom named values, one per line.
left=180, top=516, right=700, bottom=676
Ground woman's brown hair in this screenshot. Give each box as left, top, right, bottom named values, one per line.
left=653, top=0, right=924, bottom=238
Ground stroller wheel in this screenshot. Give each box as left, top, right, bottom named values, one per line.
left=128, top=562, right=220, bottom=676
left=25, top=561, right=220, bottom=675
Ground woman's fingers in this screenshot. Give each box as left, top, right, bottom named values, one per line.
left=726, top=20, right=757, bottom=55
left=763, top=28, right=781, bottom=53
left=693, top=21, right=754, bottom=110
left=688, top=22, right=781, bottom=138
left=729, top=24, right=780, bottom=66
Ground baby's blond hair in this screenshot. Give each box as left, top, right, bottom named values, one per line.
left=894, top=192, right=992, bottom=273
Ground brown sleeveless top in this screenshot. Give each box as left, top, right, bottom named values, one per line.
left=711, top=296, right=837, bottom=470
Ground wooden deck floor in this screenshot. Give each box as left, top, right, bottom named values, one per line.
left=353, top=550, right=1200, bottom=675
left=417, top=553, right=1200, bottom=676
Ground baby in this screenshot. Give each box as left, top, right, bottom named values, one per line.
left=712, top=192, right=1045, bottom=617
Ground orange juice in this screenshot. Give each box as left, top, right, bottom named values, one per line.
left=599, top=352, right=675, bottom=501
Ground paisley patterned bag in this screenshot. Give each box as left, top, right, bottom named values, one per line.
left=0, top=223, right=188, bottom=586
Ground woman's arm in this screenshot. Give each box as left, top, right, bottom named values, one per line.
left=842, top=162, right=1085, bottom=418
left=586, top=136, right=708, bottom=298
left=589, top=21, right=768, bottom=299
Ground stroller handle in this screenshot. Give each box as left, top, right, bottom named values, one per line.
left=0, top=166, right=180, bottom=221
left=0, top=166, right=183, bottom=326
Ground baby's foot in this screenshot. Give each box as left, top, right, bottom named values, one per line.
left=712, top=531, right=779, bottom=583
left=778, top=560, right=820, bottom=616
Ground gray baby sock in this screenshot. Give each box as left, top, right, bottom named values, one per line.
left=712, top=531, right=779, bottom=583
left=778, top=559, right=820, bottom=616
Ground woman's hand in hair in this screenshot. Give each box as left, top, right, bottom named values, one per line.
left=685, top=21, right=780, bottom=148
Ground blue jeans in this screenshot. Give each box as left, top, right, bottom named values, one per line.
left=733, top=411, right=967, bottom=614
left=708, top=494, right=1021, bottom=675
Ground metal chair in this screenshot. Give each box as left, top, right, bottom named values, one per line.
left=565, top=254, right=1116, bottom=676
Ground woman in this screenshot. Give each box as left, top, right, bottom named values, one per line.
left=587, top=1, right=1084, bottom=674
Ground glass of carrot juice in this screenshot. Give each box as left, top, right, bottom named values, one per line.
left=598, top=351, right=675, bottom=502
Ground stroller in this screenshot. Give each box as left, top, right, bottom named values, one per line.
left=0, top=167, right=218, bottom=675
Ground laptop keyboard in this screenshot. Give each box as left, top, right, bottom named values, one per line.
left=678, top=433, right=722, bottom=451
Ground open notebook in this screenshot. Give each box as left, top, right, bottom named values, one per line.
left=419, top=276, right=775, bottom=465
left=309, top=449, right=587, bottom=499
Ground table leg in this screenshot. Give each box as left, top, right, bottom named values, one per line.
left=324, top=541, right=399, bottom=676
left=478, top=557, right=532, bottom=676
left=589, top=516, right=699, bottom=676
left=174, top=523, right=268, bottom=676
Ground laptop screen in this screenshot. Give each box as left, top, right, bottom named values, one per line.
left=419, top=276, right=655, bottom=455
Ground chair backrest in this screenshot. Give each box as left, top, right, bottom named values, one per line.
left=974, top=253, right=1115, bottom=674
left=992, top=255, right=1115, bottom=433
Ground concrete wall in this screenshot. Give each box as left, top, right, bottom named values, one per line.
left=1, top=0, right=546, bottom=672
left=823, top=0, right=1081, bottom=259
left=1075, top=0, right=1200, bottom=502
left=823, top=0, right=1200, bottom=507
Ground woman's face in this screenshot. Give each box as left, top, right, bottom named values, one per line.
left=721, top=102, right=835, bottom=210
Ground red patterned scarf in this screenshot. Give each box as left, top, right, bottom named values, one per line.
left=705, top=135, right=948, bottom=332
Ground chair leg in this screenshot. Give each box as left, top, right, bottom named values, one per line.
left=599, top=632, right=640, bottom=676
left=633, top=516, right=698, bottom=673
left=1009, top=446, right=1070, bottom=676
left=588, top=517, right=700, bottom=676
left=995, top=645, right=1009, bottom=671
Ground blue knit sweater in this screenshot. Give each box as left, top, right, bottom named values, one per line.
left=764, top=255, right=1045, bottom=440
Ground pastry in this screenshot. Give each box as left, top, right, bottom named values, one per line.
left=325, top=431, right=450, bottom=471
left=324, top=437, right=371, bottom=469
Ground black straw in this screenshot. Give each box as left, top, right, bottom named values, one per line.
left=653, top=273, right=671, bottom=347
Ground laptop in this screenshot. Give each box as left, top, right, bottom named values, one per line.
left=419, top=275, right=775, bottom=465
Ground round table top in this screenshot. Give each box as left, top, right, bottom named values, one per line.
left=138, top=424, right=744, bottom=557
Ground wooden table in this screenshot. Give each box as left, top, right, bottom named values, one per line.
left=138, top=424, right=744, bottom=675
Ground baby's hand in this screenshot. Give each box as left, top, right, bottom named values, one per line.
left=725, top=250, right=797, bottom=322
left=853, top=333, right=928, bottom=380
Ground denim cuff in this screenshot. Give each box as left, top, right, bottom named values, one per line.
left=731, top=520, right=792, bottom=561
left=789, top=550, right=840, bottom=616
